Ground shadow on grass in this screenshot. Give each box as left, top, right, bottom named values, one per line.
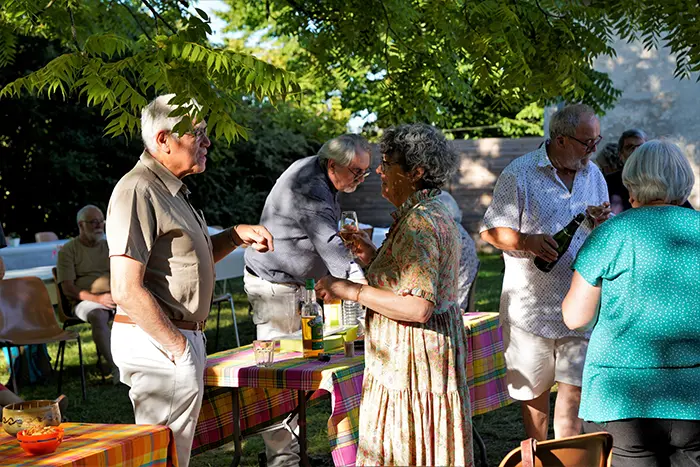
left=0, top=255, right=531, bottom=467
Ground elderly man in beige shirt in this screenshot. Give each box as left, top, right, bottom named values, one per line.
left=57, top=204, right=118, bottom=382
left=107, top=94, right=273, bottom=467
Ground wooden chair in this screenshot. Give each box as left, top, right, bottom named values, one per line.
left=0, top=277, right=87, bottom=400
left=499, top=432, right=614, bottom=467
left=51, top=268, right=107, bottom=383
left=35, top=232, right=59, bottom=243
left=211, top=293, right=239, bottom=351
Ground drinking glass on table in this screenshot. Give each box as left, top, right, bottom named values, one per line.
left=339, top=211, right=359, bottom=246
left=253, top=340, right=275, bottom=367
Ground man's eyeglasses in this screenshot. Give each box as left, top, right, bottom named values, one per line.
left=81, top=219, right=105, bottom=227
left=347, top=166, right=370, bottom=181
left=189, top=125, right=208, bottom=142
left=566, top=134, right=603, bottom=153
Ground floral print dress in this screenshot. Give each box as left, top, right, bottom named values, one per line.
left=356, top=189, right=474, bottom=467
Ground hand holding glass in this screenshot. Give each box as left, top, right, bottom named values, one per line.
left=339, top=211, right=359, bottom=246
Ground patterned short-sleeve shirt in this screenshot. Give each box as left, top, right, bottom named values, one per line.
left=480, top=145, right=609, bottom=338
left=368, top=189, right=460, bottom=314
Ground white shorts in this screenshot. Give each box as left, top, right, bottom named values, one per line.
left=73, top=300, right=113, bottom=323
left=502, top=322, right=588, bottom=401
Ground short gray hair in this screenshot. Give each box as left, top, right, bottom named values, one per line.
left=595, top=142, right=622, bottom=172
left=617, top=128, right=647, bottom=154
left=141, top=94, right=202, bottom=154
left=379, top=123, right=457, bottom=189
left=318, top=134, right=371, bottom=167
left=549, top=104, right=597, bottom=139
left=622, top=140, right=695, bottom=205
left=436, top=190, right=463, bottom=223
left=76, top=204, right=102, bottom=225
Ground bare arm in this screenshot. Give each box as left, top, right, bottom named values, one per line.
left=210, top=225, right=274, bottom=263
left=60, top=280, right=115, bottom=308
left=480, top=227, right=559, bottom=262
left=562, top=271, right=602, bottom=331
left=315, top=276, right=434, bottom=324
left=110, top=255, right=187, bottom=358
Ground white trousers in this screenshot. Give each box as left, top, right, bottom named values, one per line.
left=111, top=322, right=206, bottom=467
left=244, top=270, right=301, bottom=467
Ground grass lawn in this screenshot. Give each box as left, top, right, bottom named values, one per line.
left=0, top=254, right=556, bottom=466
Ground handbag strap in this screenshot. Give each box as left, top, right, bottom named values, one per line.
left=520, top=438, right=537, bottom=467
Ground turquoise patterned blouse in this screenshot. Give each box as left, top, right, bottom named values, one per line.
left=573, top=206, right=700, bottom=423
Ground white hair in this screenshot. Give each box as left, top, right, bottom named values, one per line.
left=76, top=204, right=102, bottom=225
left=549, top=104, right=596, bottom=140
left=318, top=134, right=371, bottom=167
left=141, top=94, right=202, bottom=154
left=622, top=140, right=695, bottom=205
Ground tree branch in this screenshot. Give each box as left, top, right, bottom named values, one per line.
left=67, top=6, right=81, bottom=51
left=141, top=0, right=177, bottom=34
left=535, top=0, right=566, bottom=21
left=117, top=0, right=153, bottom=40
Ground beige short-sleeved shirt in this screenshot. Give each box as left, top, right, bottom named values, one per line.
left=56, top=238, right=111, bottom=294
left=106, top=151, right=215, bottom=322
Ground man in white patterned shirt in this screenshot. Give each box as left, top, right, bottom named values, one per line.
left=480, top=104, right=611, bottom=441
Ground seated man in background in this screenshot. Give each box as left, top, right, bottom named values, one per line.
left=56, top=204, right=118, bottom=383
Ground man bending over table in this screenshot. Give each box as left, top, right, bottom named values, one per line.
left=107, top=94, right=273, bottom=467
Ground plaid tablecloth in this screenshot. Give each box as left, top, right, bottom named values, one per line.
left=0, top=422, right=177, bottom=466
left=193, top=312, right=510, bottom=466
left=192, top=346, right=364, bottom=466
left=464, top=312, right=513, bottom=416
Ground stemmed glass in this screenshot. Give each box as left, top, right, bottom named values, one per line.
left=339, top=211, right=359, bottom=246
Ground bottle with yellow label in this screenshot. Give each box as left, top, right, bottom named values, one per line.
left=301, top=279, right=323, bottom=358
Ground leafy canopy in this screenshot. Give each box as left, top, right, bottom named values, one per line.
left=0, top=0, right=300, bottom=141
left=220, top=0, right=700, bottom=132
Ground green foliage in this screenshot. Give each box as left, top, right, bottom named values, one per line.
left=0, top=0, right=300, bottom=142
left=0, top=35, right=341, bottom=242
left=220, top=0, right=700, bottom=134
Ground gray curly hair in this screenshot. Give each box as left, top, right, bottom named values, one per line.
left=379, top=123, right=457, bottom=189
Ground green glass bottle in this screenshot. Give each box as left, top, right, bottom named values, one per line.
left=534, top=213, right=586, bottom=273
left=301, top=279, right=324, bottom=358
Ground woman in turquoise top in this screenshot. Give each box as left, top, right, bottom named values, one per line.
left=563, top=140, right=700, bottom=466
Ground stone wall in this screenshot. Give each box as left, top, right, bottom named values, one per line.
left=339, top=137, right=543, bottom=240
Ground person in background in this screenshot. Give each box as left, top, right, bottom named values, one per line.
left=243, top=134, right=370, bottom=466
left=56, top=205, right=118, bottom=383
left=563, top=140, right=700, bottom=465
left=594, top=142, right=621, bottom=176
left=0, top=222, right=6, bottom=280
left=606, top=129, right=647, bottom=214
left=316, top=123, right=474, bottom=466
left=436, top=190, right=479, bottom=312
left=107, top=94, right=274, bottom=467
left=480, top=104, right=611, bottom=441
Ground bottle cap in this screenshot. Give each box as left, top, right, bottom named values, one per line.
left=305, top=278, right=315, bottom=290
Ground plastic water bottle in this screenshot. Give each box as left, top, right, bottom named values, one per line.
left=342, top=300, right=361, bottom=326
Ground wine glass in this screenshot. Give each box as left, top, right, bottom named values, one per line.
left=339, top=211, right=359, bottom=245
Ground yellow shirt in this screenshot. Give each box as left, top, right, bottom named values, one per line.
left=56, top=238, right=110, bottom=295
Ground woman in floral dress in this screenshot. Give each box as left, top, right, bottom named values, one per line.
left=316, top=123, right=474, bottom=466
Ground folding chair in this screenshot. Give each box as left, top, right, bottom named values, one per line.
left=0, top=277, right=87, bottom=400
left=51, top=267, right=107, bottom=383
left=499, top=432, right=613, bottom=467
left=212, top=293, right=239, bottom=351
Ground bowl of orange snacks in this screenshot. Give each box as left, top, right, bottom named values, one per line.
left=17, top=425, right=64, bottom=455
